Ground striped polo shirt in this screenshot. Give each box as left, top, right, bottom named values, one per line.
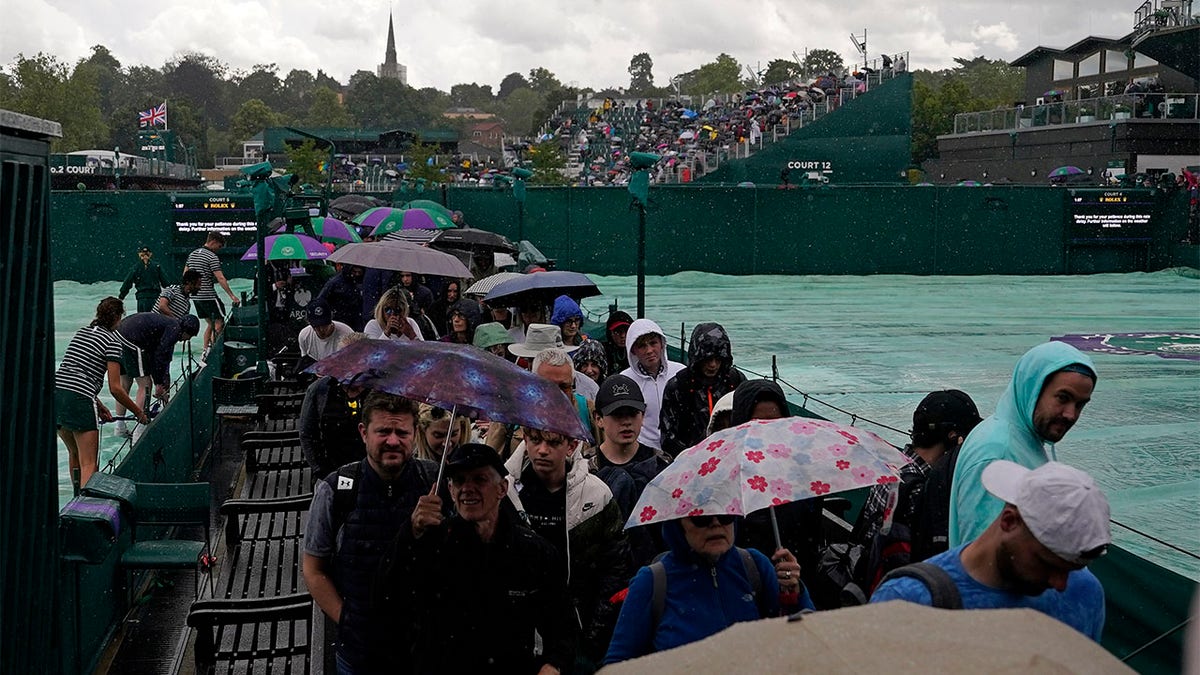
left=55, top=326, right=124, bottom=398
left=185, top=246, right=222, bottom=301
left=156, top=285, right=191, bottom=318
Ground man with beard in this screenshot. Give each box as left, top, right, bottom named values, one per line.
left=871, top=460, right=1109, bottom=642
left=949, top=342, right=1096, bottom=546
left=302, top=392, right=445, bottom=674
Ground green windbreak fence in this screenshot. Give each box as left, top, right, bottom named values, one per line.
left=1, top=112, right=61, bottom=673
left=51, top=184, right=1196, bottom=283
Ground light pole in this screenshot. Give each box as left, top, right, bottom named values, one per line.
left=627, top=152, right=660, bottom=319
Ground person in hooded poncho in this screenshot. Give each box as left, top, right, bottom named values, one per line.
left=658, top=322, right=747, bottom=458
left=949, top=341, right=1096, bottom=547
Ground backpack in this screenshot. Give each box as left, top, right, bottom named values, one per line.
left=649, top=548, right=767, bottom=626
left=327, top=459, right=435, bottom=539
left=329, top=461, right=363, bottom=539
left=876, top=562, right=962, bottom=609
left=909, top=446, right=960, bottom=563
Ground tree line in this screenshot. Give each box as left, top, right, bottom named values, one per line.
left=1, top=46, right=1020, bottom=168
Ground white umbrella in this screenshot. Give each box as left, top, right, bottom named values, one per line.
left=326, top=240, right=471, bottom=278
left=464, top=272, right=524, bottom=297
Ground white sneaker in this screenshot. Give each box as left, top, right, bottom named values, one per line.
left=113, top=422, right=132, bottom=439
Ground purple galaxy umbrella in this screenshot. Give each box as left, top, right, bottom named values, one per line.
left=306, top=339, right=593, bottom=443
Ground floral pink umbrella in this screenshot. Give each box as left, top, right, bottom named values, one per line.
left=627, top=418, right=910, bottom=537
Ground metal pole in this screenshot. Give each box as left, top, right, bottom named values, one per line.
left=637, top=201, right=646, bottom=319
left=255, top=199, right=269, bottom=374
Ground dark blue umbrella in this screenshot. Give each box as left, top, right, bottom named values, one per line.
left=483, top=270, right=600, bottom=306
left=681, top=108, right=698, bottom=119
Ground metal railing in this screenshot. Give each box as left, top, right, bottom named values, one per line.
left=1134, top=0, right=1197, bottom=35
left=952, top=92, right=1199, bottom=134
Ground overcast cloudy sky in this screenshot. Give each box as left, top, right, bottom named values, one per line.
left=4, top=1, right=1140, bottom=90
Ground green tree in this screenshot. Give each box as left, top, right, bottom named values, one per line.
left=493, top=87, right=542, bottom=135
left=674, top=53, right=745, bottom=95
left=528, top=67, right=561, bottom=95
left=305, top=86, right=353, bottom=126
left=803, top=49, right=844, bottom=77
left=911, top=78, right=978, bottom=164
left=163, top=52, right=232, bottom=127
left=909, top=57, right=1025, bottom=165
left=231, top=99, right=280, bottom=144
left=4, top=52, right=106, bottom=151
left=450, top=82, right=494, bottom=108
left=762, top=58, right=801, bottom=85
left=285, top=138, right=326, bottom=185
left=237, top=64, right=284, bottom=111
left=498, top=72, right=529, bottom=99
left=402, top=142, right=445, bottom=185
left=628, top=52, right=655, bottom=94
left=528, top=141, right=567, bottom=185
left=696, top=53, right=745, bottom=94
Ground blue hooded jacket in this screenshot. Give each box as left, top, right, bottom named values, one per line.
left=604, top=520, right=810, bottom=664
left=948, top=342, right=1096, bottom=546
left=550, top=294, right=583, bottom=326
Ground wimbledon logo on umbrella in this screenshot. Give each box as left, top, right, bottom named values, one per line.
left=281, top=245, right=295, bottom=256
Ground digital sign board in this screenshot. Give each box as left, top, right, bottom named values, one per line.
left=172, top=194, right=258, bottom=249
left=1066, top=189, right=1156, bottom=241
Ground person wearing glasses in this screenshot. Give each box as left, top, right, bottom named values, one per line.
left=550, top=294, right=587, bottom=347
left=604, top=510, right=813, bottom=664
left=364, top=287, right=424, bottom=341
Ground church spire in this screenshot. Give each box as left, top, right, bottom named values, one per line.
left=385, top=11, right=397, bottom=65
left=377, top=9, right=407, bottom=84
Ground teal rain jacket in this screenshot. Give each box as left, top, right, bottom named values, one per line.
left=948, top=342, right=1096, bottom=546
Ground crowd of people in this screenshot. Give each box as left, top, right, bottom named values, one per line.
left=57, top=226, right=1117, bottom=673
left=55, top=231, right=244, bottom=489
left=539, top=58, right=905, bottom=186
left=286, top=256, right=1113, bottom=674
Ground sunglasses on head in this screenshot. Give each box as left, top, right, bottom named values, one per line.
left=688, top=514, right=736, bottom=527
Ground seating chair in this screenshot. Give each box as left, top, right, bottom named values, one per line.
left=82, top=473, right=213, bottom=604
left=211, top=375, right=264, bottom=453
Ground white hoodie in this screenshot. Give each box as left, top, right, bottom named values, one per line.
left=618, top=318, right=684, bottom=450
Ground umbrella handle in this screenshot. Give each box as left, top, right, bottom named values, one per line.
left=769, top=505, right=783, bottom=552
left=431, top=404, right=458, bottom=495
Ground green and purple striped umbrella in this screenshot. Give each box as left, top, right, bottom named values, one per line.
left=398, top=199, right=453, bottom=217
left=354, top=207, right=456, bottom=236
left=272, top=216, right=362, bottom=243
left=241, top=233, right=331, bottom=261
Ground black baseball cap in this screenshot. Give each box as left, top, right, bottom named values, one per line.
left=595, top=374, right=646, bottom=416
left=307, top=299, right=332, bottom=327
left=445, top=443, right=508, bottom=478
left=913, top=390, right=983, bottom=435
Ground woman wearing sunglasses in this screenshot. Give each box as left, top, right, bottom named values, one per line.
left=364, top=287, right=424, bottom=341
left=604, top=513, right=813, bottom=664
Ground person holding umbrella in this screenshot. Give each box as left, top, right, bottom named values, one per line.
left=382, top=444, right=575, bottom=674
left=302, top=391, right=448, bottom=674
left=604, top=512, right=809, bottom=664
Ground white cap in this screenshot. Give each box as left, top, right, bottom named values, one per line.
left=982, top=460, right=1111, bottom=565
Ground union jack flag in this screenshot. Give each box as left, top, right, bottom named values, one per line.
left=139, top=102, right=167, bottom=128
